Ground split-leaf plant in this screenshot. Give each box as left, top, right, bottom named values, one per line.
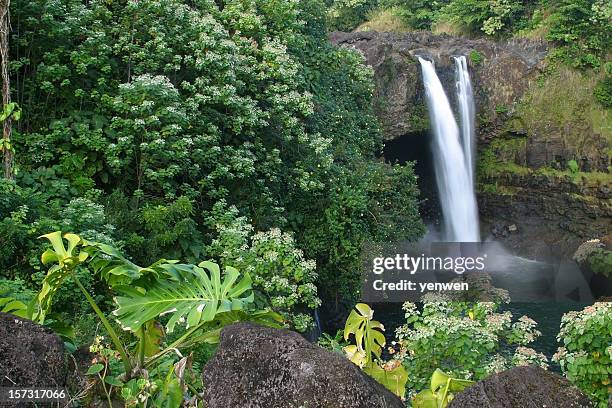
left=2, top=231, right=282, bottom=406
left=411, top=369, right=474, bottom=408
left=343, top=303, right=408, bottom=398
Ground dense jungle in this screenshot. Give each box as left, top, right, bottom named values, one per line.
left=0, top=0, right=610, bottom=407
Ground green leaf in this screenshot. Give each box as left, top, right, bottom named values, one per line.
left=136, top=320, right=164, bottom=357
left=0, top=293, right=29, bottom=318
left=86, top=363, right=104, bottom=375
left=364, top=361, right=408, bottom=398
left=412, top=389, right=438, bottom=408
left=104, top=376, right=124, bottom=387
left=113, top=261, right=254, bottom=333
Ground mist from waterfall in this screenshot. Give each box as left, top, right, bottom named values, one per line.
left=418, top=57, right=479, bottom=242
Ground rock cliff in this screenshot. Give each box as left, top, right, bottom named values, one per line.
left=331, top=31, right=610, bottom=250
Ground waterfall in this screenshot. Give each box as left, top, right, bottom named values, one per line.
left=454, top=56, right=476, bottom=184
left=418, top=57, right=480, bottom=242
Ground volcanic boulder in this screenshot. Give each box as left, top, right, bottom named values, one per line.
left=201, top=322, right=405, bottom=408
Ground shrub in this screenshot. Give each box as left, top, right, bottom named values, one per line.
left=553, top=303, right=612, bottom=408
left=567, top=159, right=579, bottom=174
left=395, top=298, right=547, bottom=394
left=206, top=201, right=321, bottom=332
left=469, top=50, right=484, bottom=66
left=327, top=0, right=379, bottom=31
left=438, top=0, right=526, bottom=36
left=594, top=73, right=612, bottom=108
left=547, top=0, right=611, bottom=68
left=6, top=0, right=425, bottom=311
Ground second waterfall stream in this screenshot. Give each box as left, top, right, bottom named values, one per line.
left=418, top=56, right=480, bottom=242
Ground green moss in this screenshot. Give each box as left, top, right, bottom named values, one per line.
left=408, top=104, right=429, bottom=131
left=534, top=167, right=611, bottom=187
left=477, top=137, right=528, bottom=180
left=478, top=138, right=611, bottom=189
left=477, top=146, right=530, bottom=179
left=477, top=183, right=519, bottom=195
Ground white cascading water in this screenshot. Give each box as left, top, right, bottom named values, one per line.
left=418, top=57, right=479, bottom=242
left=454, top=55, right=476, bottom=184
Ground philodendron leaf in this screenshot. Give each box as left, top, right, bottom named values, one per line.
left=412, top=389, right=438, bottom=408
left=344, top=303, right=386, bottom=362
left=35, top=232, right=88, bottom=323
left=113, top=261, right=253, bottom=333
left=364, top=361, right=408, bottom=398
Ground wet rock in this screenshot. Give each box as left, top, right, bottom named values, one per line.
left=0, top=312, right=66, bottom=387
left=448, top=366, right=594, bottom=408
left=202, top=322, right=405, bottom=408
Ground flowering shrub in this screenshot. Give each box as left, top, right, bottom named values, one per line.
left=395, top=298, right=547, bottom=393
left=573, top=239, right=604, bottom=263
left=206, top=201, right=320, bottom=332
left=573, top=239, right=612, bottom=278
left=553, top=303, right=612, bottom=407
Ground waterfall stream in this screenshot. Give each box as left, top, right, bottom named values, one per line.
left=454, top=55, right=476, bottom=184
left=418, top=57, right=479, bottom=242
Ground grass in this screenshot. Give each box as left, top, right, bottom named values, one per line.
left=356, top=8, right=411, bottom=33
left=431, top=17, right=472, bottom=37
left=516, top=65, right=611, bottom=161
left=513, top=7, right=553, bottom=41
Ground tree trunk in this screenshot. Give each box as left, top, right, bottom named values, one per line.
left=0, top=0, right=12, bottom=180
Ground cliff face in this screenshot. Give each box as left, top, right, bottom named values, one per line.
left=329, top=31, right=547, bottom=142
left=330, top=31, right=611, bottom=250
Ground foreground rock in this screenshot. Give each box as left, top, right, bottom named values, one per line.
left=0, top=312, right=66, bottom=387
left=202, top=322, right=405, bottom=408
left=448, top=365, right=594, bottom=408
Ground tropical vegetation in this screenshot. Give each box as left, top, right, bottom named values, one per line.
left=0, top=0, right=610, bottom=407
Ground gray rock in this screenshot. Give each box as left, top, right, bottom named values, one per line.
left=448, top=366, right=594, bottom=408
left=202, top=322, right=405, bottom=408
left=0, top=312, right=66, bottom=387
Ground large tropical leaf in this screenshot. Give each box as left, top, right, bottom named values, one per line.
left=84, top=241, right=187, bottom=287
left=113, top=261, right=254, bottom=333
left=364, top=361, right=408, bottom=399
left=343, top=303, right=386, bottom=362
left=36, top=232, right=88, bottom=322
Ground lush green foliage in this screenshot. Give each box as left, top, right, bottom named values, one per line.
left=547, top=0, right=611, bottom=68
left=3, top=0, right=424, bottom=318
left=594, top=66, right=612, bottom=108
left=586, top=248, right=612, bottom=277
left=205, top=201, right=321, bottom=331
left=330, top=0, right=610, bottom=70
left=553, top=303, right=612, bottom=408
left=439, top=0, right=527, bottom=35
left=1, top=231, right=283, bottom=406
left=395, top=298, right=547, bottom=394
left=342, top=303, right=408, bottom=397
left=327, top=0, right=379, bottom=31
